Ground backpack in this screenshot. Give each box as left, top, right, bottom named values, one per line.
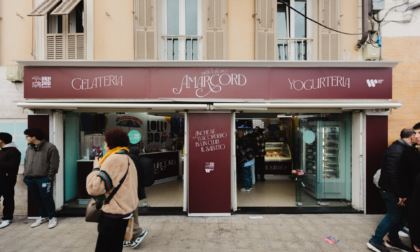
left=138, top=157, right=155, bottom=187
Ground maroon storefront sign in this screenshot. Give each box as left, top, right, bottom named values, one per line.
left=188, top=113, right=231, bottom=214
left=23, top=67, right=392, bottom=99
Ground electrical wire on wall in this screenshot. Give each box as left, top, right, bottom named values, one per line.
left=277, top=0, right=362, bottom=36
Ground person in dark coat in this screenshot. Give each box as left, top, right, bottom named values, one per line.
left=367, top=128, right=415, bottom=252
left=123, top=147, right=148, bottom=249
left=408, top=173, right=420, bottom=252
left=0, top=133, right=21, bottom=229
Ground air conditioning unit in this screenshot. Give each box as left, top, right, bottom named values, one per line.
left=363, top=44, right=380, bottom=61
left=6, top=65, right=23, bottom=82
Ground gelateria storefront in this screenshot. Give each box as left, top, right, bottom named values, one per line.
left=18, top=60, right=400, bottom=216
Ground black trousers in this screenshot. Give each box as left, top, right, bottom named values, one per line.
left=95, top=215, right=129, bottom=252
left=0, top=177, right=17, bottom=220
left=255, top=157, right=265, bottom=180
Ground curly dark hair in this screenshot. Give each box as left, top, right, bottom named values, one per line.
left=104, top=128, right=129, bottom=149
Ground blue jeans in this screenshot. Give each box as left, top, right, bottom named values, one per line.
left=242, top=165, right=252, bottom=190
left=370, top=191, right=405, bottom=245
left=23, top=177, right=56, bottom=219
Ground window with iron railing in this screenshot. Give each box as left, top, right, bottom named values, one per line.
left=277, top=37, right=312, bottom=60
left=163, top=0, right=202, bottom=60
left=163, top=35, right=202, bottom=60
left=277, top=0, right=310, bottom=60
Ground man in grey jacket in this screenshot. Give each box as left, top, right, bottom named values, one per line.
left=23, top=128, right=59, bottom=229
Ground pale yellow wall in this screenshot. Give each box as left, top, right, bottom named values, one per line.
left=227, top=0, right=254, bottom=60
left=0, top=0, right=33, bottom=65
left=340, top=1, right=360, bottom=60
left=382, top=37, right=420, bottom=145
left=94, top=0, right=134, bottom=60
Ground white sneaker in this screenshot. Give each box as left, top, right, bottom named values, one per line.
left=31, top=217, right=48, bottom=228
left=0, top=220, right=11, bottom=229
left=48, top=217, right=57, bottom=229
left=398, top=230, right=409, bottom=238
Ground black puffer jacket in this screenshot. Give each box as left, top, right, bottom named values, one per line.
left=128, top=147, right=146, bottom=200
left=399, top=146, right=420, bottom=198
left=0, top=143, right=21, bottom=180
left=378, top=139, right=413, bottom=196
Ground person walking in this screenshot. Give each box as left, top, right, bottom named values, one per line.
left=123, top=146, right=148, bottom=249
left=407, top=173, right=420, bottom=252
left=0, top=133, right=21, bottom=229
left=367, top=128, right=415, bottom=252
left=86, top=128, right=138, bottom=252
left=23, top=128, right=59, bottom=229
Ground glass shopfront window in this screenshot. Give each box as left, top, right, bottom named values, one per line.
left=64, top=112, right=185, bottom=208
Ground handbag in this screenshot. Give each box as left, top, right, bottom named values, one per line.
left=85, top=157, right=131, bottom=223
left=85, top=197, right=102, bottom=223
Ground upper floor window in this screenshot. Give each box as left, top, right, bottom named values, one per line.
left=277, top=0, right=308, bottom=60
left=161, top=0, right=202, bottom=60
left=134, top=0, right=226, bottom=60
left=255, top=0, right=340, bottom=61
left=29, top=0, right=86, bottom=60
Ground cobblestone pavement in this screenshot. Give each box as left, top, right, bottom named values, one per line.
left=0, top=214, right=412, bottom=251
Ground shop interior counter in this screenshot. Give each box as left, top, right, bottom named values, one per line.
left=264, top=142, right=293, bottom=175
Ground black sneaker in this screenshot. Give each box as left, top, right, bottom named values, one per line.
left=367, top=240, right=390, bottom=252
left=385, top=238, right=411, bottom=252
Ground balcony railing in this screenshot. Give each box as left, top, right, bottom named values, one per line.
left=277, top=38, right=313, bottom=61
left=162, top=35, right=202, bottom=60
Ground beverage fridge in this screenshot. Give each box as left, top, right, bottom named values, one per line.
left=300, top=120, right=347, bottom=200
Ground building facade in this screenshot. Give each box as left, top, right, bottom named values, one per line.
left=1, top=0, right=415, bottom=216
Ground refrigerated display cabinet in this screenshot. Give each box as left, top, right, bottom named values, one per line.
left=301, top=120, right=347, bottom=199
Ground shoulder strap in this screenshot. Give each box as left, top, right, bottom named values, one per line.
left=104, top=156, right=130, bottom=205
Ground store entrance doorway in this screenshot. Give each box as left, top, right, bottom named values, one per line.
left=235, top=113, right=296, bottom=207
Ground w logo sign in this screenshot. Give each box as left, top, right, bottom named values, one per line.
left=366, top=79, right=384, bottom=87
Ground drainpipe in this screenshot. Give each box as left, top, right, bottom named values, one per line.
left=356, top=0, right=369, bottom=49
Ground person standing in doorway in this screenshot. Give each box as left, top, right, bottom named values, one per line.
left=23, top=128, right=59, bottom=229
left=0, top=133, right=21, bottom=229
left=367, top=128, right=415, bottom=252
left=252, top=126, right=266, bottom=181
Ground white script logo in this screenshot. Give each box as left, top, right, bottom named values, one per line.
left=32, top=76, right=52, bottom=88
left=289, top=76, right=350, bottom=91
left=205, top=162, right=215, bottom=173
left=172, top=68, right=247, bottom=98
left=71, top=75, right=123, bottom=90
left=366, top=79, right=384, bottom=87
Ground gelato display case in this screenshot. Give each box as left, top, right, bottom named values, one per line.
left=264, top=142, right=292, bottom=174
left=265, top=142, right=292, bottom=161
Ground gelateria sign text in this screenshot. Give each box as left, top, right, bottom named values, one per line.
left=172, top=69, right=247, bottom=98
left=71, top=75, right=123, bottom=90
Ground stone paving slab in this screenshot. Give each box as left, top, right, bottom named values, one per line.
left=0, top=214, right=412, bottom=251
